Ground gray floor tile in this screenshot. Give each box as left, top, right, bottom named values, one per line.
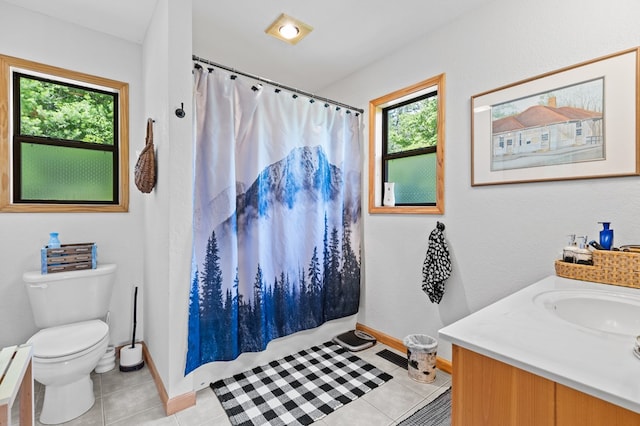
left=391, top=366, right=450, bottom=398
left=100, top=364, right=154, bottom=396
left=322, top=397, right=394, bottom=426
left=91, top=372, right=102, bottom=396
left=174, top=387, right=228, bottom=426
left=107, top=405, right=178, bottom=426
left=393, top=384, right=451, bottom=423
left=102, top=380, right=163, bottom=424
left=363, top=379, right=425, bottom=420
left=29, top=397, right=102, bottom=426
left=17, top=342, right=451, bottom=425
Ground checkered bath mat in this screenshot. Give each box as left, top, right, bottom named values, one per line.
left=210, top=341, right=393, bottom=425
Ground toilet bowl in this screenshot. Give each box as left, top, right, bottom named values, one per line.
left=23, top=263, right=117, bottom=424
left=28, top=320, right=109, bottom=424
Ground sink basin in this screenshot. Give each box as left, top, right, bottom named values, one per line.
left=533, top=289, right=640, bottom=336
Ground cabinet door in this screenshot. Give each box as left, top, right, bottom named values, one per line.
left=452, top=345, right=555, bottom=426
left=556, top=383, right=640, bottom=426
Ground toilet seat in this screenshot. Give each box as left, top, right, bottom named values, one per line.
left=28, top=320, right=109, bottom=363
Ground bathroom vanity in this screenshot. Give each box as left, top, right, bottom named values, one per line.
left=439, top=275, right=640, bottom=425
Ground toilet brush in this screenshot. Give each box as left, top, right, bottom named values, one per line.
left=119, top=286, right=144, bottom=372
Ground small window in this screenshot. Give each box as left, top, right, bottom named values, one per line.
left=369, top=74, right=445, bottom=214
left=382, top=92, right=438, bottom=206
left=0, top=55, right=129, bottom=212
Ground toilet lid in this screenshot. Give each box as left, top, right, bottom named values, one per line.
left=28, top=320, right=108, bottom=359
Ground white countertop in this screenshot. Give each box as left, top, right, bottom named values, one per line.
left=439, top=275, right=640, bottom=413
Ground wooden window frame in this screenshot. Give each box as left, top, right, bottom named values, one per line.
left=0, top=54, right=129, bottom=212
left=368, top=74, right=445, bottom=214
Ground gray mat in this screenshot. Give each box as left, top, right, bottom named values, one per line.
left=376, top=348, right=407, bottom=369
left=397, top=387, right=451, bottom=426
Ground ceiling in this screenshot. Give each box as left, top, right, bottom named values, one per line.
left=4, top=0, right=493, bottom=92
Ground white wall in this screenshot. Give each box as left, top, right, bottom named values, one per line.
left=141, top=0, right=194, bottom=399
left=319, top=0, right=640, bottom=361
left=0, top=1, right=145, bottom=349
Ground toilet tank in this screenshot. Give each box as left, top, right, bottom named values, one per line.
left=23, top=263, right=116, bottom=328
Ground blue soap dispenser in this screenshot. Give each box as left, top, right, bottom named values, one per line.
left=598, top=222, right=613, bottom=250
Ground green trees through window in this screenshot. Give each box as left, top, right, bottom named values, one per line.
left=18, top=75, right=115, bottom=144
left=386, top=95, right=438, bottom=154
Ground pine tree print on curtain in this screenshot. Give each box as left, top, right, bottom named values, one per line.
left=185, top=67, right=362, bottom=373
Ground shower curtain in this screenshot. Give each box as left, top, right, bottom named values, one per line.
left=185, top=66, right=362, bottom=374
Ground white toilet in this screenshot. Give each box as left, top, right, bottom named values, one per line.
left=23, top=263, right=116, bottom=425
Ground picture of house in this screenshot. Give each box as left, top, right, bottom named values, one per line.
left=491, top=79, right=604, bottom=171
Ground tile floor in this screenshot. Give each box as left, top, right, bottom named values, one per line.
left=17, top=343, right=451, bottom=425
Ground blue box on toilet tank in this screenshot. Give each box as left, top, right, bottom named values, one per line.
left=41, top=243, right=97, bottom=274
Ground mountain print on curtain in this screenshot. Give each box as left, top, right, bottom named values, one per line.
left=186, top=146, right=360, bottom=370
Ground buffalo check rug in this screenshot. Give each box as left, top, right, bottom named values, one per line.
left=210, top=341, right=393, bottom=425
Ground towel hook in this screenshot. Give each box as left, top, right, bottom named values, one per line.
left=175, top=103, right=185, bottom=118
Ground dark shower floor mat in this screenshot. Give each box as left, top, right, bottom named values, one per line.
left=376, top=348, right=408, bottom=369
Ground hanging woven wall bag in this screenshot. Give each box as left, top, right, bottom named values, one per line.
left=135, top=118, right=156, bottom=193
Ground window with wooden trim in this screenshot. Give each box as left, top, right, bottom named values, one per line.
left=0, top=55, right=129, bottom=212
left=368, top=74, right=445, bottom=214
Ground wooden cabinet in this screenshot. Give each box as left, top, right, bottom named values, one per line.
left=555, top=384, right=640, bottom=426
left=452, top=345, right=554, bottom=425
left=452, top=345, right=640, bottom=426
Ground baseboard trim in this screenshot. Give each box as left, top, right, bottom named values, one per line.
left=355, top=323, right=452, bottom=375
left=115, top=342, right=196, bottom=416
left=141, top=342, right=196, bottom=415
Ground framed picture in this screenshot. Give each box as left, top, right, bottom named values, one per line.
left=471, top=47, right=639, bottom=186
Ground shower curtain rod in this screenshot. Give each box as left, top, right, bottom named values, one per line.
left=192, top=55, right=364, bottom=114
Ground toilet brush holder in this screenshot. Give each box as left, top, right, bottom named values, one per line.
left=120, top=285, right=143, bottom=372
left=119, top=343, right=144, bottom=372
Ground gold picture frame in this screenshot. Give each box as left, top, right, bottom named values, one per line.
left=471, top=47, right=639, bottom=186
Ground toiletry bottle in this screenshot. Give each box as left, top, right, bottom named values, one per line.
left=598, top=222, right=613, bottom=250
left=48, top=232, right=61, bottom=248
left=383, top=182, right=395, bottom=206
left=563, top=234, right=577, bottom=263
left=575, top=236, right=593, bottom=265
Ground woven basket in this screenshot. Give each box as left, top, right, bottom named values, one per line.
left=554, top=250, right=640, bottom=289
left=135, top=118, right=156, bottom=193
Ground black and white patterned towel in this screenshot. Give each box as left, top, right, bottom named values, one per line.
left=210, top=341, right=393, bottom=426
left=421, top=221, right=452, bottom=304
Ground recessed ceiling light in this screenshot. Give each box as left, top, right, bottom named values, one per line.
left=265, top=13, right=313, bottom=45
left=279, top=24, right=299, bottom=40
